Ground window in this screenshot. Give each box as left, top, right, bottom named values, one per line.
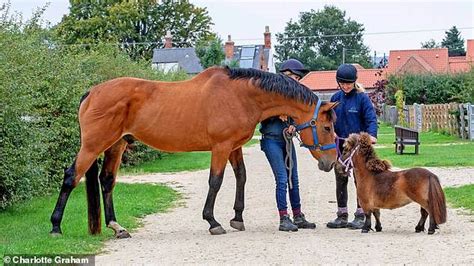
left=239, top=46, right=255, bottom=69
left=153, top=62, right=179, bottom=72
left=239, top=59, right=254, bottom=68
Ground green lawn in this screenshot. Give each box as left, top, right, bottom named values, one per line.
left=0, top=183, right=178, bottom=257
left=445, top=184, right=474, bottom=214
left=375, top=124, right=474, bottom=168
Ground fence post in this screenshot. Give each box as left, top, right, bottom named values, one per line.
left=414, top=103, right=422, bottom=131
left=468, top=103, right=474, bottom=141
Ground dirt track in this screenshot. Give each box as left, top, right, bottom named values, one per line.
left=96, top=143, right=474, bottom=265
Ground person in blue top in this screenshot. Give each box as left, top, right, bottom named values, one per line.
left=326, top=64, right=378, bottom=229
left=260, top=59, right=316, bottom=232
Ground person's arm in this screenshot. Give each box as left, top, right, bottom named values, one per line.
left=362, top=95, right=378, bottom=143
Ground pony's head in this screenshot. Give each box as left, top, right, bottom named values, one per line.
left=343, top=132, right=391, bottom=173
left=296, top=101, right=339, bottom=172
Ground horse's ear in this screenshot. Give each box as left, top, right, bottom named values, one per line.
left=321, top=101, right=339, bottom=111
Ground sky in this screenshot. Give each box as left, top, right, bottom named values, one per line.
left=4, top=0, right=474, bottom=55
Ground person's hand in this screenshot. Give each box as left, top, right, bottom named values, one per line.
left=287, top=125, right=296, bottom=134
left=370, top=135, right=377, bottom=144
left=279, top=115, right=288, bottom=122
left=334, top=132, right=338, bottom=141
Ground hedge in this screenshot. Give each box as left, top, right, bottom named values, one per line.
left=0, top=20, right=188, bottom=208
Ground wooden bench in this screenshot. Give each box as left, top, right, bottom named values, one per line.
left=394, top=125, right=420, bottom=154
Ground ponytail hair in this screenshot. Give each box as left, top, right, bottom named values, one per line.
left=355, top=83, right=365, bottom=93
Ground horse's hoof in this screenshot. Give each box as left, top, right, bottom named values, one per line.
left=115, top=230, right=131, bottom=239
left=428, top=230, right=435, bottom=235
left=50, top=231, right=62, bottom=237
left=361, top=229, right=369, bottom=233
left=230, top=220, right=245, bottom=231
left=376, top=227, right=382, bottom=232
left=209, top=226, right=226, bottom=235
left=415, top=227, right=424, bottom=233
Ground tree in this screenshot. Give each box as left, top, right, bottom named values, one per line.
left=195, top=35, right=225, bottom=69
left=421, top=39, right=440, bottom=49
left=275, top=6, right=371, bottom=70
left=441, top=26, right=465, bottom=56
left=54, top=0, right=214, bottom=60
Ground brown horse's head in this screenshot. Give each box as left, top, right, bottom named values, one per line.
left=343, top=133, right=391, bottom=173
left=296, top=101, right=339, bottom=172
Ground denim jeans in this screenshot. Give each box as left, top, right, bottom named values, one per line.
left=260, top=137, right=301, bottom=212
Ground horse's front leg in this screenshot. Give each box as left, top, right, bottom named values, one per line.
left=373, top=209, right=382, bottom=232
left=203, top=145, right=232, bottom=235
left=361, top=210, right=372, bottom=233
left=228, top=147, right=246, bottom=231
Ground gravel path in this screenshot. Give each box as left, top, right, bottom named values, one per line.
left=96, top=143, right=474, bottom=265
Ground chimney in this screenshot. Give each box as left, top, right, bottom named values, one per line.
left=164, top=31, right=172, bottom=48
left=264, top=26, right=271, bottom=49
left=225, top=35, right=235, bottom=60
left=467, top=39, right=474, bottom=62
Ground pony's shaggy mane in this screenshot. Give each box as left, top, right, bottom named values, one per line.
left=344, top=132, right=391, bottom=173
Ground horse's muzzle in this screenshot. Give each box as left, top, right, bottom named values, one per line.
left=318, top=160, right=335, bottom=172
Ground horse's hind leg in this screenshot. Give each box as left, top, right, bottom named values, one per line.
left=228, top=147, right=246, bottom=231
left=373, top=209, right=382, bottom=232
left=203, top=144, right=232, bottom=235
left=415, top=207, right=428, bottom=233
left=50, top=148, right=101, bottom=235
left=99, top=139, right=130, bottom=238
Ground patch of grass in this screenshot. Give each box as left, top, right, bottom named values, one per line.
left=0, top=183, right=178, bottom=257
left=445, top=184, right=474, bottom=213
left=122, top=152, right=211, bottom=175
left=375, top=124, right=474, bottom=168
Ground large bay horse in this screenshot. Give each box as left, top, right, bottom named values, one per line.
left=50, top=66, right=338, bottom=238
left=341, top=133, right=447, bottom=234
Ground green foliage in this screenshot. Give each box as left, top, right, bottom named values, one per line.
left=386, top=69, right=474, bottom=105
left=421, top=39, right=440, bottom=49
left=441, top=26, right=465, bottom=56
left=0, top=11, right=188, bottom=208
left=195, top=35, right=225, bottom=68
left=54, top=0, right=214, bottom=60
left=275, top=6, right=371, bottom=70
left=445, top=185, right=474, bottom=214
left=394, top=89, right=406, bottom=127
left=0, top=183, right=178, bottom=256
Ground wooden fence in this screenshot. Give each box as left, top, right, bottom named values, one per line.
left=381, top=103, right=474, bottom=140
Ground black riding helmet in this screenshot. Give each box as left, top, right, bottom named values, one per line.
left=279, top=59, right=309, bottom=79
left=336, top=64, right=358, bottom=83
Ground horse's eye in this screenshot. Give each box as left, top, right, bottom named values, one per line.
left=324, top=126, right=331, bottom=132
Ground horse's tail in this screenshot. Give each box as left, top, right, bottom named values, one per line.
left=85, top=159, right=101, bottom=234
left=428, top=173, right=447, bottom=224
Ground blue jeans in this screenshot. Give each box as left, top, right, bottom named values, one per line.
left=260, top=138, right=301, bottom=212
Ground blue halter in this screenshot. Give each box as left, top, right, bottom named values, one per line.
left=294, top=99, right=337, bottom=151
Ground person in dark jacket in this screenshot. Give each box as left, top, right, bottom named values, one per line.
left=260, top=59, right=316, bottom=232
left=326, top=64, right=378, bottom=229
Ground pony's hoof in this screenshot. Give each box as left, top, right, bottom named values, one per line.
left=361, top=229, right=369, bottom=233
left=230, top=220, right=245, bottom=231
left=375, top=226, right=382, bottom=232
left=115, top=230, right=131, bottom=239
left=415, top=227, right=424, bottom=233
left=209, top=226, right=226, bottom=235
left=427, top=229, right=435, bottom=235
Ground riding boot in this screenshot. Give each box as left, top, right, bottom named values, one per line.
left=279, top=215, right=298, bottom=232
left=347, top=212, right=365, bottom=229
left=326, top=212, right=348, bottom=228
left=293, top=213, right=316, bottom=229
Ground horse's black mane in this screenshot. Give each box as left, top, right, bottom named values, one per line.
left=226, top=67, right=319, bottom=105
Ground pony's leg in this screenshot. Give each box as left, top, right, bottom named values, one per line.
left=203, top=145, right=232, bottom=235
left=415, top=207, right=428, bottom=233
left=50, top=148, right=100, bottom=235
left=361, top=210, right=372, bottom=233
left=99, top=139, right=130, bottom=238
left=228, top=147, right=246, bottom=231
left=428, top=210, right=438, bottom=235
left=373, top=209, right=382, bottom=232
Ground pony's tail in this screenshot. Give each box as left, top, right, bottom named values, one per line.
left=428, top=174, right=447, bottom=225
left=85, top=159, right=101, bottom=234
